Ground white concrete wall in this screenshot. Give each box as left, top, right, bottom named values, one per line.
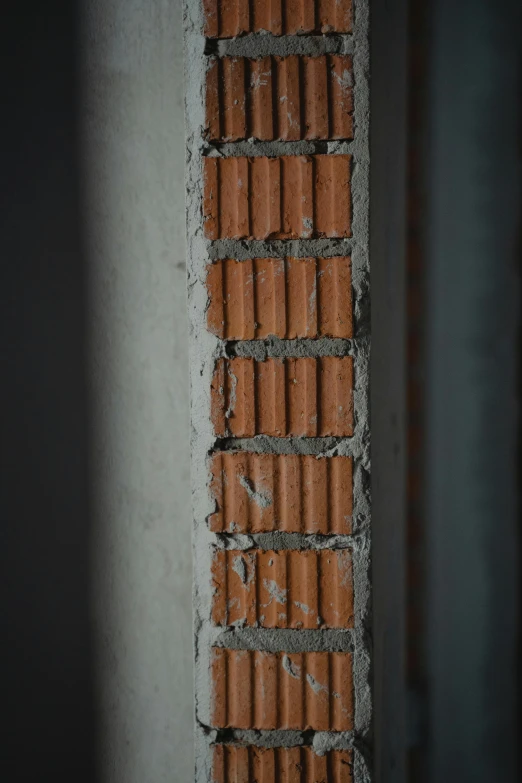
left=83, top=1, right=193, bottom=780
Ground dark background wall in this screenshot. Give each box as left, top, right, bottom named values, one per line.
left=0, top=2, right=96, bottom=781
left=422, top=1, right=521, bottom=780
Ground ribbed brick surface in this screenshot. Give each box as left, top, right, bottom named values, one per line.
left=212, top=745, right=353, bottom=783
left=207, top=257, right=352, bottom=340
left=206, top=55, right=353, bottom=142
left=211, top=649, right=353, bottom=730
left=204, top=0, right=353, bottom=38
left=211, top=357, right=354, bottom=437
left=203, top=156, right=351, bottom=240
left=209, top=452, right=353, bottom=534
left=212, top=549, right=353, bottom=628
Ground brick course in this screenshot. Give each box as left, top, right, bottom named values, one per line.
left=203, top=0, right=353, bottom=38
left=206, top=55, right=353, bottom=141
left=206, top=257, right=353, bottom=340
left=212, top=746, right=353, bottom=783
left=203, top=156, right=352, bottom=240
left=211, top=649, right=354, bottom=730
left=211, top=549, right=354, bottom=628
left=211, top=357, right=354, bottom=437
left=209, top=452, right=353, bottom=534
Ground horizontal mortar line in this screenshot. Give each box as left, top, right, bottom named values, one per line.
left=211, top=728, right=355, bottom=750
left=215, top=530, right=368, bottom=552
left=204, top=140, right=355, bottom=158
left=213, top=627, right=355, bottom=652
left=208, top=238, right=355, bottom=260
left=206, top=34, right=354, bottom=59
left=225, top=338, right=355, bottom=359
left=224, top=334, right=369, bottom=352
left=212, top=435, right=363, bottom=457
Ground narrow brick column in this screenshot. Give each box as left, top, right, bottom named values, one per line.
left=184, top=2, right=370, bottom=780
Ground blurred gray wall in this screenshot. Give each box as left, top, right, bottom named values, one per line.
left=83, top=1, right=193, bottom=781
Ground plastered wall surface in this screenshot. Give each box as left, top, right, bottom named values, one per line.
left=184, top=1, right=371, bottom=780
left=83, top=1, right=193, bottom=781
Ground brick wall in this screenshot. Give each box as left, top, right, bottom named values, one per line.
left=184, top=1, right=371, bottom=780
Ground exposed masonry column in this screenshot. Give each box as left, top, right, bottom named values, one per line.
left=183, top=2, right=370, bottom=781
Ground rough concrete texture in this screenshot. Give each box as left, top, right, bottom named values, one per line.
left=84, top=1, right=193, bottom=781
left=183, top=0, right=370, bottom=779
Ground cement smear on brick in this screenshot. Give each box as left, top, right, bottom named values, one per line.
left=183, top=1, right=371, bottom=780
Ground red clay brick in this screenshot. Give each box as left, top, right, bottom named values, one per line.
left=209, top=452, right=353, bottom=534
left=204, top=0, right=353, bottom=38
left=205, top=55, right=353, bottom=142
left=211, top=649, right=353, bottom=730
left=212, top=745, right=353, bottom=783
left=203, top=156, right=351, bottom=240
left=211, top=357, right=354, bottom=437
left=212, top=549, right=353, bottom=628
left=206, top=257, right=353, bottom=340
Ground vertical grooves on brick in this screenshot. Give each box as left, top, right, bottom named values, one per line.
left=279, top=455, right=288, bottom=533
left=237, top=157, right=247, bottom=239
left=222, top=649, right=228, bottom=729
left=285, top=549, right=292, bottom=627
left=327, top=746, right=334, bottom=783
left=325, top=55, right=332, bottom=139
left=207, top=257, right=352, bottom=339
left=311, top=156, right=317, bottom=237
left=313, top=547, right=321, bottom=627
left=282, top=258, right=290, bottom=338
left=244, top=259, right=254, bottom=338
left=273, top=157, right=282, bottom=239
left=327, top=636, right=334, bottom=732
left=202, top=53, right=354, bottom=142
left=204, top=0, right=352, bottom=37
left=204, top=157, right=351, bottom=239
left=210, top=453, right=353, bottom=535
left=251, top=257, right=258, bottom=335
left=273, top=744, right=279, bottom=783
left=299, top=652, right=307, bottom=729
left=270, top=55, right=279, bottom=140
left=332, top=255, right=340, bottom=338
left=212, top=747, right=354, bottom=783
left=212, top=549, right=353, bottom=628
left=324, top=457, right=332, bottom=535
left=298, top=55, right=306, bottom=139
left=273, top=0, right=283, bottom=35
left=292, top=455, right=301, bottom=535
left=219, top=257, right=228, bottom=338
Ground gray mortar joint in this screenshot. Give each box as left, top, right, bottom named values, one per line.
left=184, top=0, right=370, bottom=780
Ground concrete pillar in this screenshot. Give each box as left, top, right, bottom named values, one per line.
left=83, top=1, right=193, bottom=780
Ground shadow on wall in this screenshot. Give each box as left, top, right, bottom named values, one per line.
left=0, top=2, right=97, bottom=780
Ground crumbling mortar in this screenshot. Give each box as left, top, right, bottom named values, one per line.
left=204, top=139, right=354, bottom=158
left=225, top=337, right=356, bottom=360
left=213, top=33, right=354, bottom=59
left=214, top=627, right=355, bottom=653
left=208, top=237, right=354, bottom=261
left=215, top=531, right=369, bottom=551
